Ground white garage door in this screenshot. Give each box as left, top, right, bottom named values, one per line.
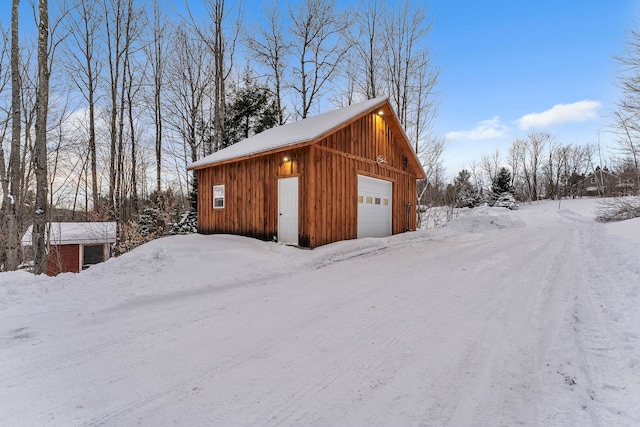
left=357, top=175, right=392, bottom=238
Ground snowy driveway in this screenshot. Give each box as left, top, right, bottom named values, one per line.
left=1, top=200, right=639, bottom=426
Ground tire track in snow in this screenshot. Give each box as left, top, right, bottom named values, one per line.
left=81, top=321, right=297, bottom=426
left=12, top=247, right=411, bottom=425
left=443, top=215, right=578, bottom=427
left=241, top=241, right=518, bottom=426
left=77, top=249, right=415, bottom=425
left=197, top=245, right=459, bottom=425
left=0, top=318, right=176, bottom=383
left=547, top=211, right=640, bottom=425
left=262, top=279, right=453, bottom=426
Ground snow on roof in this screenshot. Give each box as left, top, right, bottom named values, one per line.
left=188, top=97, right=389, bottom=170
left=22, top=222, right=117, bottom=246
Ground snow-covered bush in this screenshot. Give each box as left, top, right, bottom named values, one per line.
left=493, top=192, right=519, bottom=210
left=456, top=189, right=483, bottom=208
left=418, top=205, right=455, bottom=229
left=595, top=197, right=640, bottom=222
left=170, top=210, right=197, bottom=235
left=138, top=208, right=164, bottom=237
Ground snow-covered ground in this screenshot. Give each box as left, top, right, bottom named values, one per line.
left=1, top=198, right=639, bottom=426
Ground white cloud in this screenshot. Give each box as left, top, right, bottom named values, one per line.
left=446, top=116, right=510, bottom=140
left=517, top=100, right=601, bottom=129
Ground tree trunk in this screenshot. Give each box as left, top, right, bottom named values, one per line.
left=82, top=0, right=99, bottom=213
left=33, top=0, right=50, bottom=275
left=105, top=0, right=122, bottom=213
left=127, top=62, right=138, bottom=216
left=150, top=0, right=165, bottom=207
left=6, top=0, right=22, bottom=271
left=213, top=0, right=226, bottom=152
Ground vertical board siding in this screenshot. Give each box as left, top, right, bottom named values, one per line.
left=196, top=112, right=418, bottom=248
left=311, top=112, right=418, bottom=245
left=197, top=147, right=309, bottom=242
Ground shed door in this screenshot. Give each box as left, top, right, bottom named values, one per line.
left=82, top=244, right=105, bottom=269
left=357, top=175, right=392, bottom=238
left=278, top=177, right=299, bottom=245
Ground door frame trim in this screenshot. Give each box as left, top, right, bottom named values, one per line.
left=277, top=176, right=299, bottom=245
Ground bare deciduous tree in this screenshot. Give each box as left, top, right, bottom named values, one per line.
left=419, top=135, right=446, bottom=197
left=165, top=27, right=213, bottom=164
left=613, top=21, right=640, bottom=194
left=615, top=25, right=640, bottom=124
left=66, top=0, right=101, bottom=212
left=102, top=0, right=143, bottom=225
left=33, top=0, right=50, bottom=274
left=383, top=1, right=437, bottom=128
left=481, top=148, right=501, bottom=185
left=103, top=0, right=136, bottom=213
left=611, top=110, right=640, bottom=192
left=5, top=0, right=22, bottom=271
left=189, top=0, right=242, bottom=153
left=410, top=49, right=439, bottom=152
left=124, top=51, right=144, bottom=217
left=0, top=24, right=12, bottom=271
left=544, top=142, right=571, bottom=200
left=289, top=0, right=350, bottom=119
left=350, top=0, right=383, bottom=100
left=145, top=0, right=169, bottom=205
left=246, top=2, right=288, bottom=125
left=526, top=131, right=549, bottom=201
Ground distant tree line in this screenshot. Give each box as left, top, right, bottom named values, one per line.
left=420, top=129, right=639, bottom=216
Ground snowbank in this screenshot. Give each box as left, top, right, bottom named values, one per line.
left=1, top=198, right=638, bottom=426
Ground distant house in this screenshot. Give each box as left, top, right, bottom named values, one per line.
left=574, top=168, right=637, bottom=197
left=22, top=222, right=116, bottom=276
left=188, top=97, right=425, bottom=248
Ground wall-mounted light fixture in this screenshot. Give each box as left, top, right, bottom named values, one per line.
left=282, top=155, right=293, bottom=174
left=377, top=110, right=384, bottom=116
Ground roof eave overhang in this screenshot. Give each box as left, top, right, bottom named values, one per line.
left=187, top=139, right=318, bottom=171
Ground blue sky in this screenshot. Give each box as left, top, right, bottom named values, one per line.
left=428, top=0, right=640, bottom=173
left=1, top=1, right=639, bottom=176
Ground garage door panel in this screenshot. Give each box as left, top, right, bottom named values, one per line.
left=357, top=175, right=392, bottom=238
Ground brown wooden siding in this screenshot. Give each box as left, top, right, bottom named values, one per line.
left=308, top=145, right=416, bottom=247
left=47, top=244, right=80, bottom=276
left=197, top=147, right=310, bottom=243
left=196, top=112, right=418, bottom=248
left=317, top=112, right=413, bottom=173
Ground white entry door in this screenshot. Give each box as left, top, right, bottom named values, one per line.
left=278, top=177, right=299, bottom=245
left=357, top=175, right=392, bottom=238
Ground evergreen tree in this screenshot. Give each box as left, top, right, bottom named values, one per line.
left=488, top=167, right=515, bottom=206
left=454, top=169, right=481, bottom=208
left=491, top=167, right=515, bottom=195
left=138, top=208, right=163, bottom=237
left=189, top=172, right=198, bottom=212
left=224, top=68, right=281, bottom=147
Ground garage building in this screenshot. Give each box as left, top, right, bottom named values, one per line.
left=188, top=97, right=425, bottom=248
